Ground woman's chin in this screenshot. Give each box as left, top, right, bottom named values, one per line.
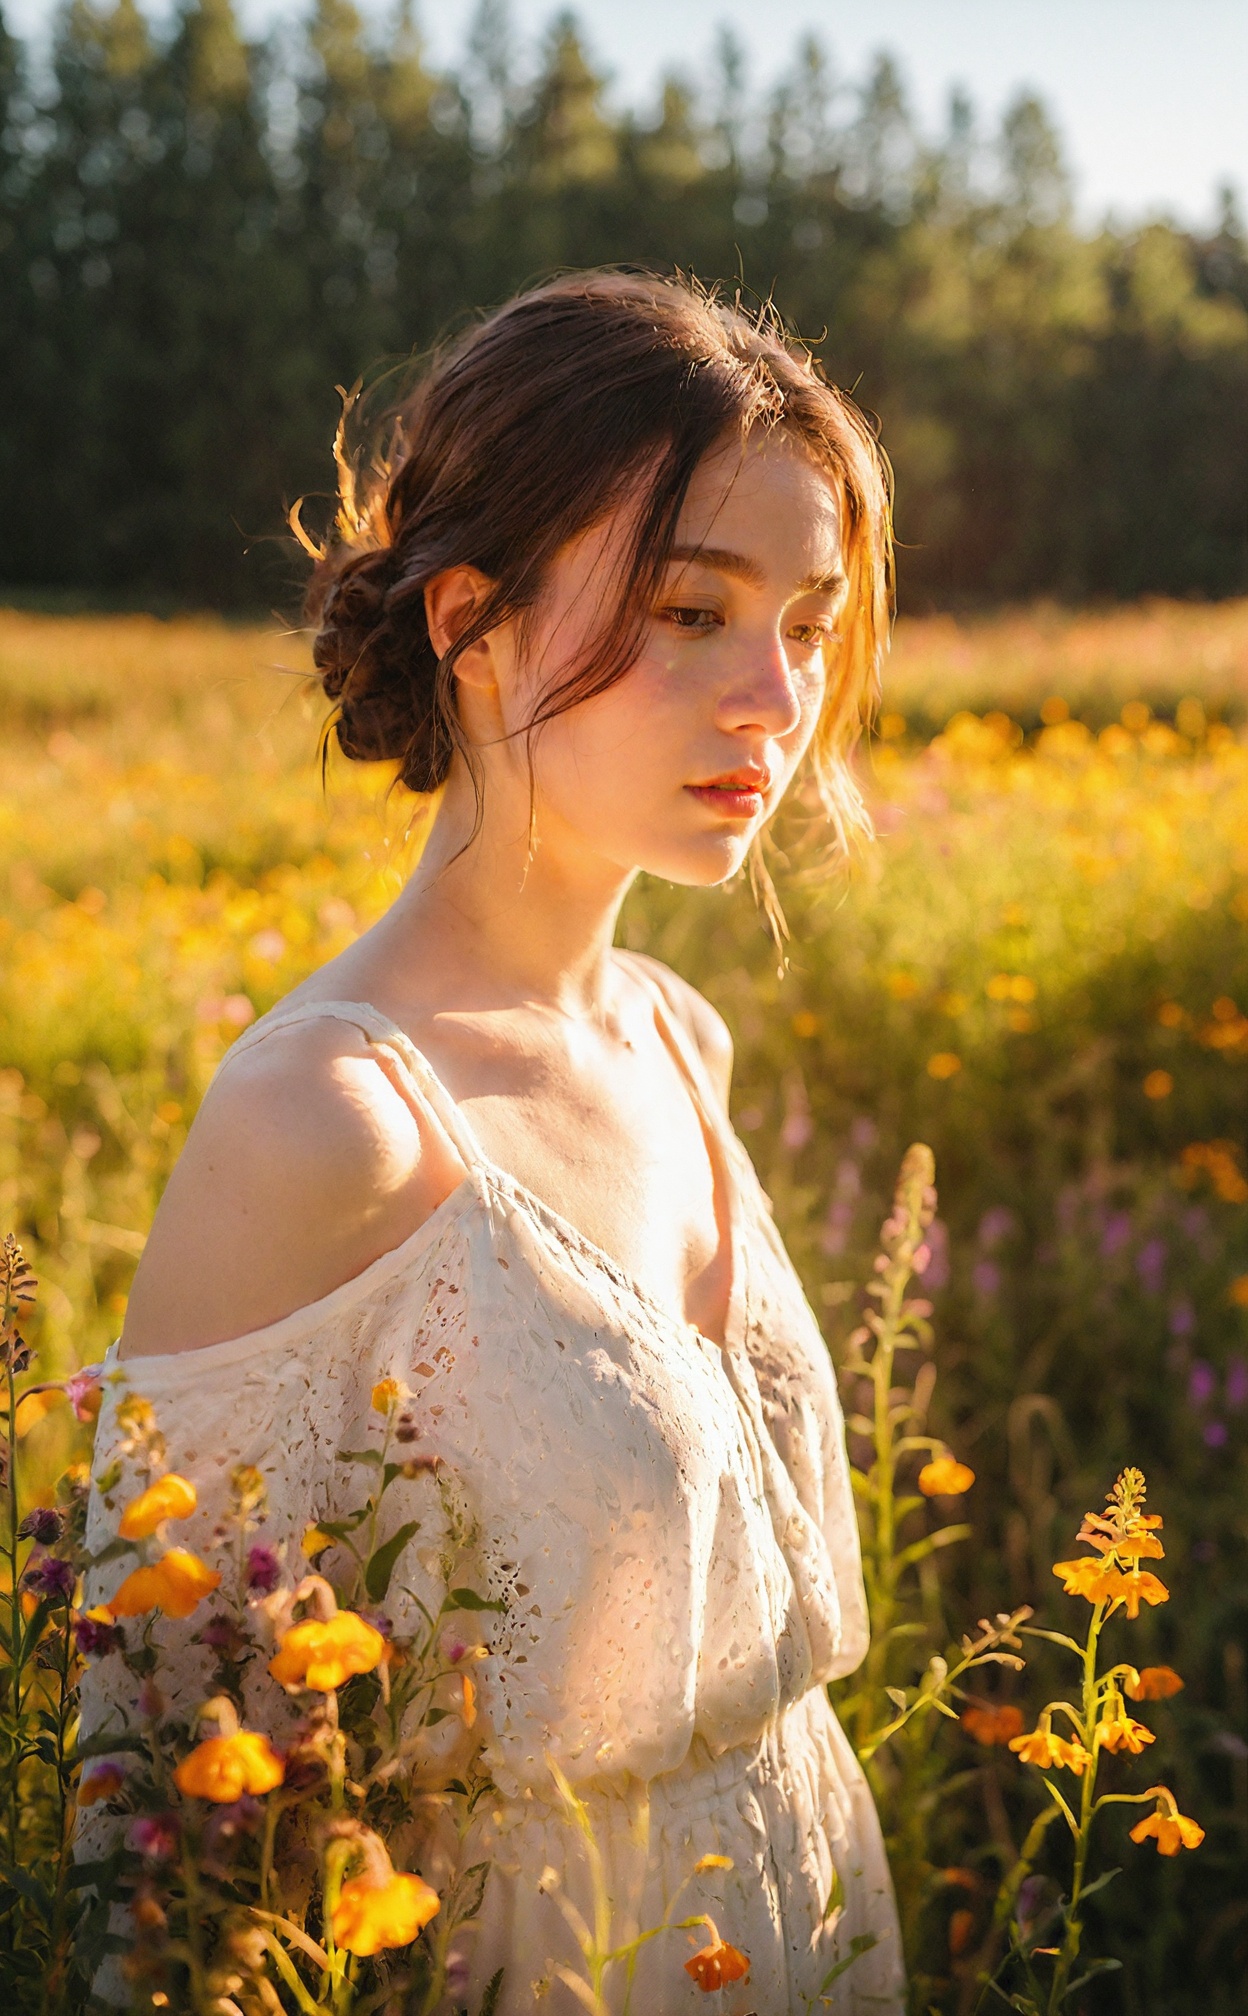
left=634, top=832, right=755, bottom=890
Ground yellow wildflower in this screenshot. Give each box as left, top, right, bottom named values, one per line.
left=1096, top=1709, right=1153, bottom=1757
left=331, top=1871, right=439, bottom=1955
left=371, top=1378, right=401, bottom=1415
left=269, top=1611, right=385, bottom=1691
left=926, top=1052, right=962, bottom=1080
left=301, top=1527, right=332, bottom=1558
left=1008, top=1727, right=1092, bottom=1774
left=919, top=1456, right=975, bottom=1496
left=1130, top=1789, right=1204, bottom=1856
left=118, top=1472, right=197, bottom=1540
left=694, top=1854, right=735, bottom=1873
left=109, top=1548, right=220, bottom=1619
left=174, top=1730, right=285, bottom=1802
left=1126, top=1665, right=1184, bottom=1701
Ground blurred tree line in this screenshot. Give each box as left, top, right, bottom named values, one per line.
left=1, top=0, right=1246, bottom=611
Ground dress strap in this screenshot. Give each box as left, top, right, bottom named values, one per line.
left=219, top=999, right=489, bottom=1173
left=621, top=959, right=729, bottom=1142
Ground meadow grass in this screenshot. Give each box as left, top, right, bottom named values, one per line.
left=2, top=601, right=1246, bottom=2009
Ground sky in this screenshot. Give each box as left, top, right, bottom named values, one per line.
left=10, top=0, right=1247, bottom=228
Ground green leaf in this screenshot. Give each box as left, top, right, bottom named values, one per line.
left=448, top=1587, right=505, bottom=1613
left=449, top=1860, right=490, bottom=1929
left=337, top=1447, right=383, bottom=1468
left=364, top=1521, right=419, bottom=1602
left=1067, top=1958, right=1122, bottom=1994
left=0, top=1860, right=54, bottom=1920
left=69, top=1730, right=148, bottom=1765
left=317, top=1509, right=370, bottom=1539
left=85, top=1536, right=137, bottom=1569
left=822, top=1863, right=844, bottom=1921
left=814, top=1932, right=878, bottom=1994
left=1076, top=1866, right=1121, bottom=1903
left=479, top=1968, right=505, bottom=2016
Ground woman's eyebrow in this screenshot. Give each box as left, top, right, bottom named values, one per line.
left=668, top=544, right=846, bottom=594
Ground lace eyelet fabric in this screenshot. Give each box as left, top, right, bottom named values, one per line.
left=80, top=993, right=903, bottom=2013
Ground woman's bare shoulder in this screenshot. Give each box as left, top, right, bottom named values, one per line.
left=619, top=951, right=734, bottom=1108
left=118, top=1016, right=455, bottom=1361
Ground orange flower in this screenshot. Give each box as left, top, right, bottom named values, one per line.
left=961, top=1702, right=1025, bottom=1747
left=331, top=1872, right=439, bottom=1955
left=109, top=1549, right=220, bottom=1619
left=174, top=1730, right=285, bottom=1802
left=1098, top=1710, right=1155, bottom=1756
left=269, top=1610, right=385, bottom=1692
left=685, top=1937, right=751, bottom=1990
left=77, top=1761, right=127, bottom=1806
left=1008, top=1728, right=1091, bottom=1775
left=1113, top=1531, right=1165, bottom=1562
left=1130, top=1791, right=1204, bottom=1856
left=919, top=1456, right=975, bottom=1496
left=1099, top=1568, right=1169, bottom=1619
left=1126, top=1665, right=1184, bottom=1701
left=118, top=1472, right=197, bottom=1540
left=949, top=1907, right=976, bottom=1956
left=460, top=1673, right=477, bottom=1729
left=1052, top=1556, right=1114, bottom=1602
left=370, top=1378, right=401, bottom=1415
left=694, top=1854, right=734, bottom=1873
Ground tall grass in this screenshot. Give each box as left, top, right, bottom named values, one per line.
left=2, top=602, right=1246, bottom=2009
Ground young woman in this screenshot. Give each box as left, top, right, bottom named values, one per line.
left=89, top=271, right=902, bottom=2011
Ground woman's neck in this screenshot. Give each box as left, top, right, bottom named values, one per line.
left=380, top=757, right=637, bottom=1020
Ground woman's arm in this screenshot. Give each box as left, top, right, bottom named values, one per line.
left=119, top=1020, right=461, bottom=1358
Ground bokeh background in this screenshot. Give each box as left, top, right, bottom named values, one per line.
left=1, top=2, right=1246, bottom=2008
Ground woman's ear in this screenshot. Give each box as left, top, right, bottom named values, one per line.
left=424, top=565, right=497, bottom=690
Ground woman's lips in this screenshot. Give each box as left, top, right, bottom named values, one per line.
left=685, top=780, right=767, bottom=819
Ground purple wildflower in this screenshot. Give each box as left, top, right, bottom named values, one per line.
left=1188, top=1360, right=1217, bottom=1408
left=129, top=1814, right=179, bottom=1862
left=1135, top=1238, right=1166, bottom=1296
left=1203, top=1420, right=1228, bottom=1449
left=1099, top=1210, right=1133, bottom=1259
left=245, top=1544, right=282, bottom=1594
left=978, top=1207, right=1016, bottom=1251
left=972, top=1260, right=1001, bottom=1298
left=75, top=1612, right=124, bottom=1657
left=201, top=1795, right=262, bottom=1873
left=23, top=1555, right=75, bottom=1603
left=1169, top=1298, right=1196, bottom=1338
left=1226, top=1357, right=1248, bottom=1410
left=18, top=1507, right=63, bottom=1545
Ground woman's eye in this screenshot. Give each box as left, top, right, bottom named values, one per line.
left=789, top=622, right=840, bottom=648
left=659, top=604, right=722, bottom=633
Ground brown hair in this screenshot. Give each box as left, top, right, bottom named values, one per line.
left=304, top=268, right=892, bottom=851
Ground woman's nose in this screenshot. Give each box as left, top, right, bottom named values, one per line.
left=717, top=633, right=804, bottom=738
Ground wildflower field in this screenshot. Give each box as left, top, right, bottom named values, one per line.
left=2, top=599, right=1248, bottom=2011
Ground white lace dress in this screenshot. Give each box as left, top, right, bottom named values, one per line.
left=83, top=992, right=903, bottom=2014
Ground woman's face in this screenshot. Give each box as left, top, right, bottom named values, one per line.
left=471, top=431, right=847, bottom=889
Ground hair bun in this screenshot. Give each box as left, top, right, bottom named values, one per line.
left=309, top=544, right=447, bottom=784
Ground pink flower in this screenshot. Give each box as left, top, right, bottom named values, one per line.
left=129, top=1814, right=179, bottom=1862
left=64, top=1365, right=104, bottom=1422
left=245, top=1545, right=282, bottom=1593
